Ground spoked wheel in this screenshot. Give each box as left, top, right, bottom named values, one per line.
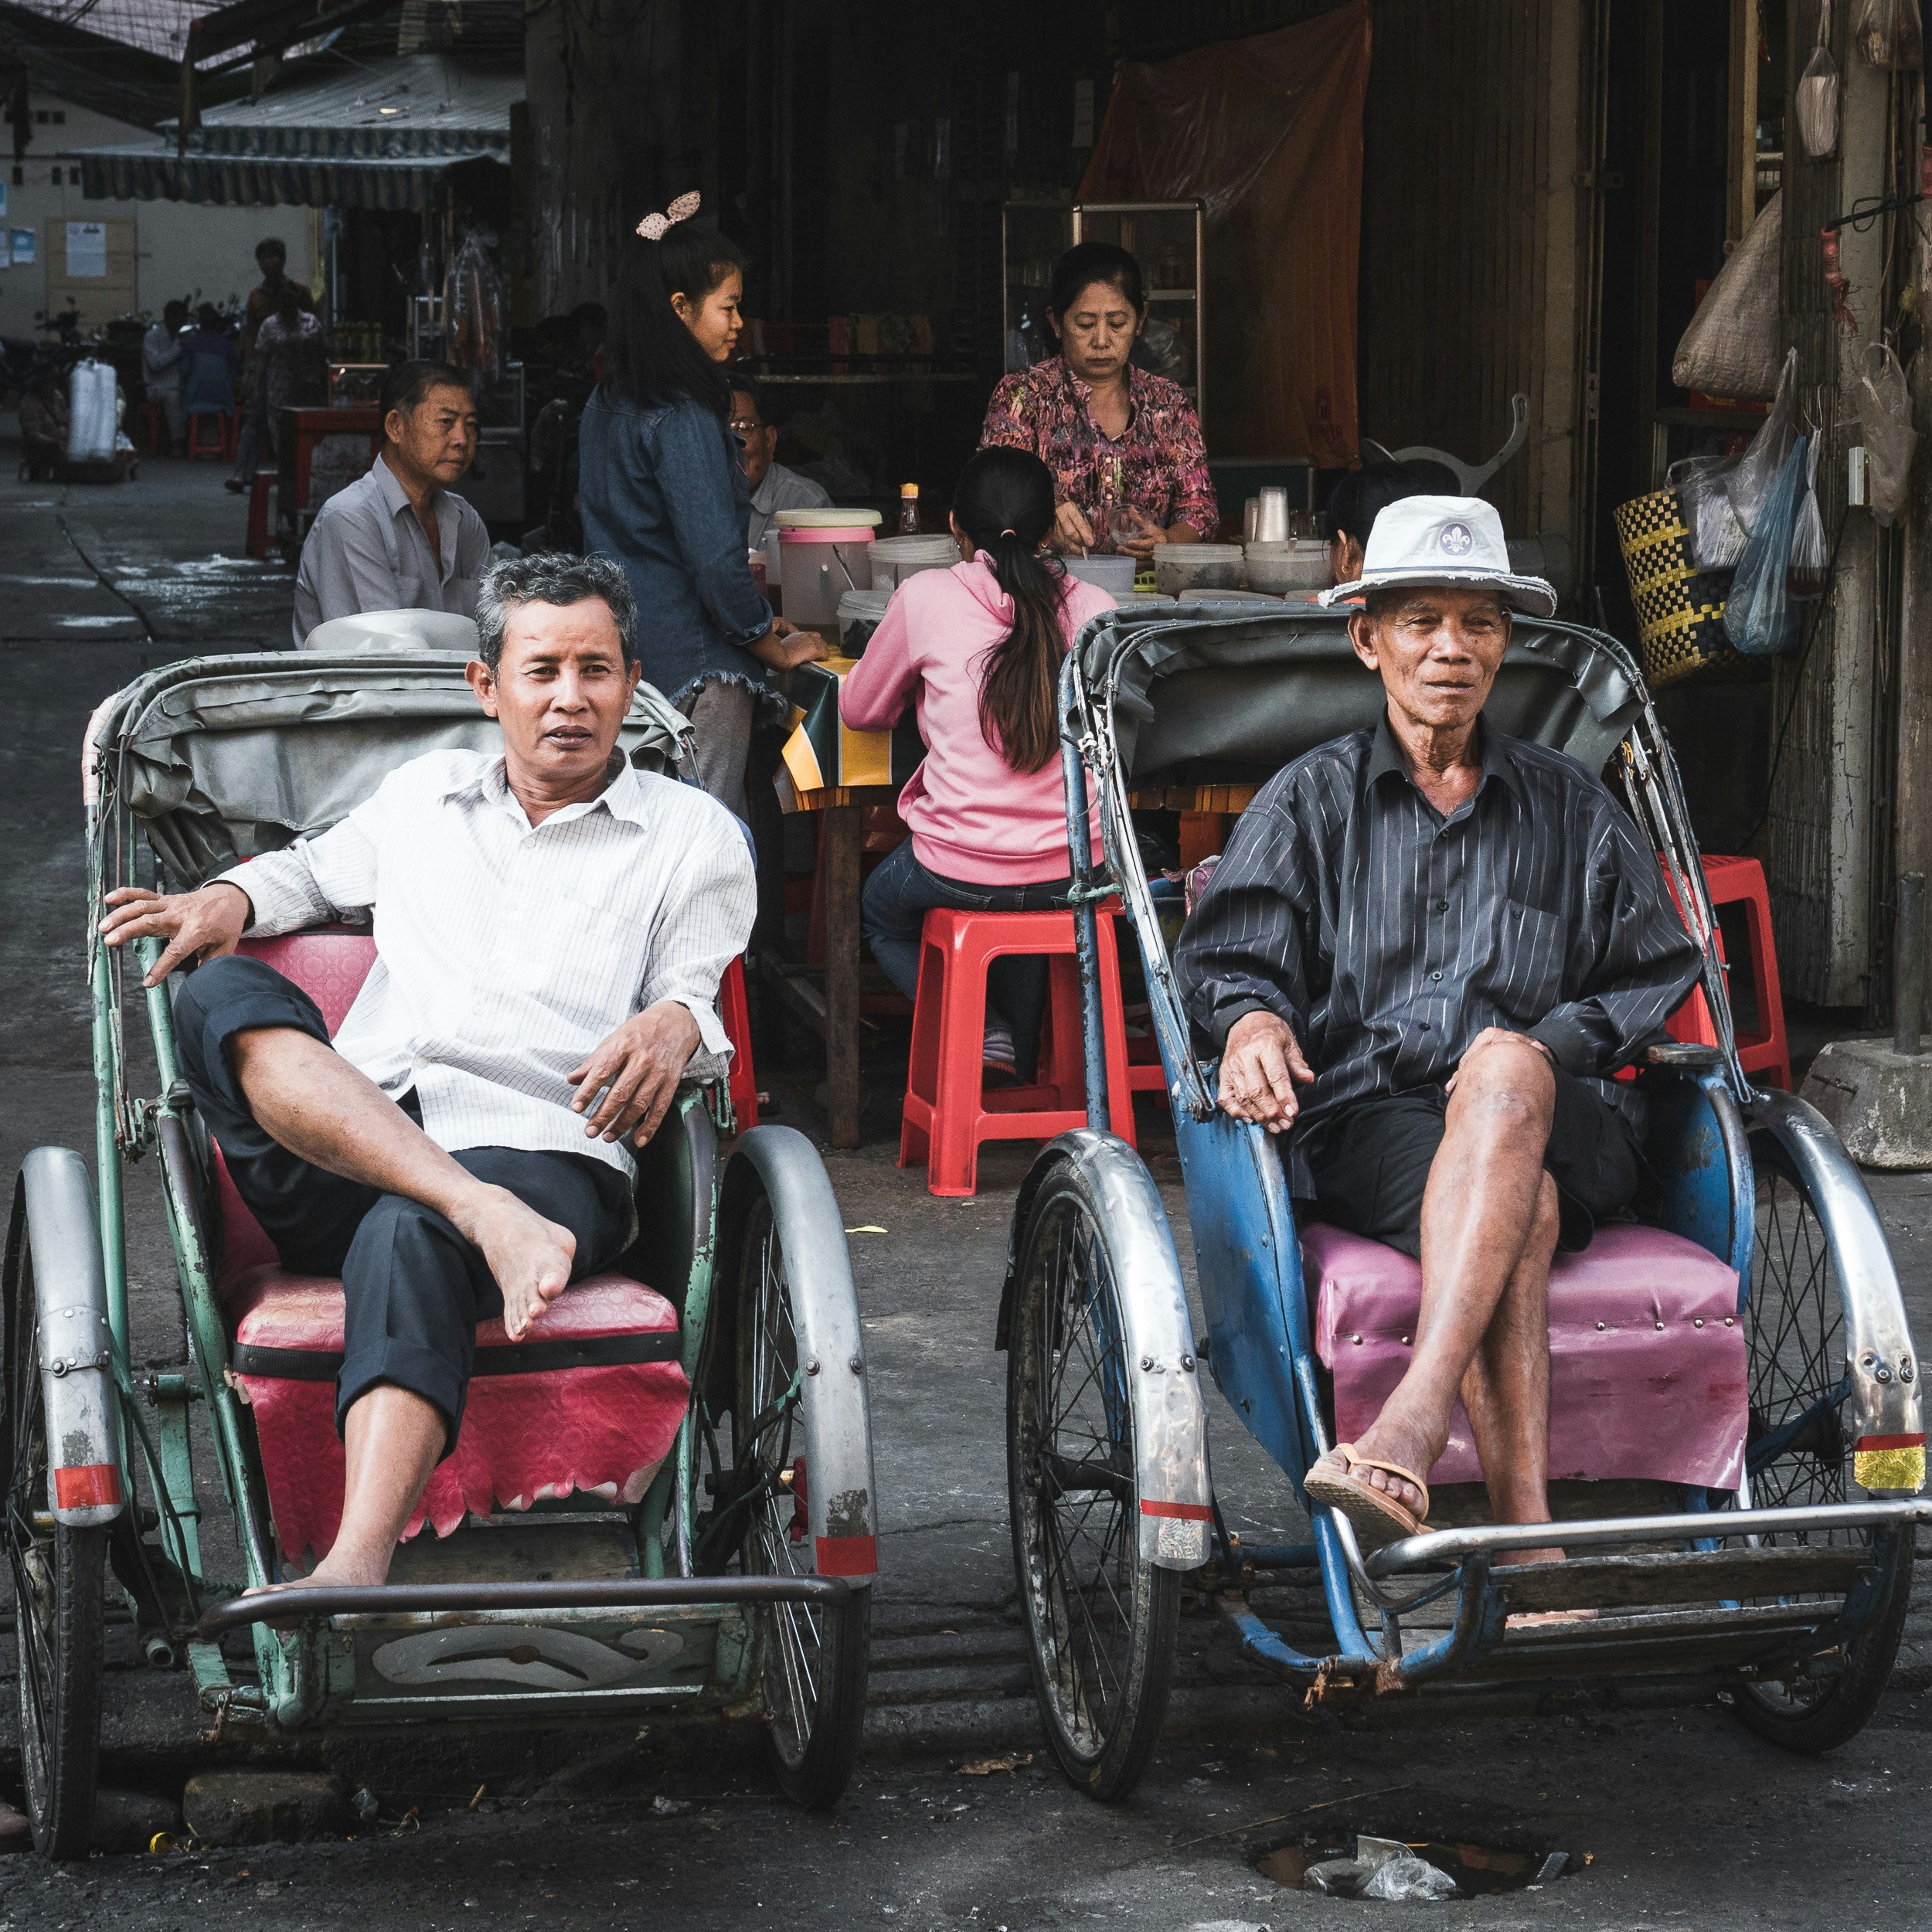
left=1729, top=1132, right=1911, bottom=1753
left=1007, top=1160, right=1178, bottom=1801
left=733, top=1190, right=869, bottom=1808
left=2, top=1191, right=105, bottom=1858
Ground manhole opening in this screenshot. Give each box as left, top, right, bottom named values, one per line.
left=1254, top=1829, right=1570, bottom=1900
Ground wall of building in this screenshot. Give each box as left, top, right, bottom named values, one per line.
left=0, top=95, right=316, bottom=338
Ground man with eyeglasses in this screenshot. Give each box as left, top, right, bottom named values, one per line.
left=731, top=379, right=829, bottom=549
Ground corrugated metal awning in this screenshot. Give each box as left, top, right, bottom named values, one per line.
left=77, top=141, right=502, bottom=210
left=72, top=53, right=516, bottom=209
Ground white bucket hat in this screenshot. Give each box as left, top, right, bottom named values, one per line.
left=1317, top=495, right=1557, bottom=618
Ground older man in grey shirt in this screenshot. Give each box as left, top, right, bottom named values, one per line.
left=731, top=379, right=831, bottom=550
left=293, top=359, right=492, bottom=648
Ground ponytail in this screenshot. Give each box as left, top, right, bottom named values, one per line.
left=954, top=446, right=1066, bottom=774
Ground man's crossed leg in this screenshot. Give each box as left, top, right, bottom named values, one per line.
left=176, top=955, right=631, bottom=1587
left=1219, top=1018, right=1642, bottom=1558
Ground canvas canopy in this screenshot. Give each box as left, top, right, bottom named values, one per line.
left=1075, top=606, right=1645, bottom=789
left=88, top=654, right=693, bottom=887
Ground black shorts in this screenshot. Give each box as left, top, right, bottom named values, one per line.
left=1300, top=1068, right=1644, bottom=1260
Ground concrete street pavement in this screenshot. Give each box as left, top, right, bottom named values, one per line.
left=2, top=433, right=1932, bottom=1928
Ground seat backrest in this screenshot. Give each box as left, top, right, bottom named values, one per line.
left=236, top=929, right=376, bottom=1036
left=216, top=930, right=378, bottom=1287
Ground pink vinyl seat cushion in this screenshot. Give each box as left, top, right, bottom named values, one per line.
left=210, top=928, right=689, bottom=1564
left=1304, top=1221, right=1747, bottom=1491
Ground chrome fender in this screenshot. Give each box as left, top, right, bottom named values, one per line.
left=721, top=1127, right=877, bottom=1583
left=1743, top=1089, right=1925, bottom=1494
left=1002, top=1131, right=1213, bottom=1570
left=17, top=1148, right=125, bottom=1527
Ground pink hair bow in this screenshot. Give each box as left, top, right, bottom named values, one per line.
left=637, top=189, right=702, bottom=242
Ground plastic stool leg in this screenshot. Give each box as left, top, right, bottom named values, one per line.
left=925, top=921, right=992, bottom=1196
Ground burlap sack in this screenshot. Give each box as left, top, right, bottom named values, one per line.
left=1672, top=190, right=1783, bottom=402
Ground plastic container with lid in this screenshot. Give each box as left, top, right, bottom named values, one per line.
left=1243, top=537, right=1332, bottom=596
left=836, top=587, right=895, bottom=655
left=866, top=533, right=959, bottom=592
left=777, top=509, right=883, bottom=625
left=1153, top=542, right=1245, bottom=597
left=1063, top=555, right=1138, bottom=597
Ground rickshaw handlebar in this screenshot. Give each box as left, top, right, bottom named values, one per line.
left=196, top=1573, right=853, bottom=1638
left=1363, top=1498, right=1932, bottom=1579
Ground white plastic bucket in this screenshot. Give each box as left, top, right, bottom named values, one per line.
left=1063, top=555, right=1138, bottom=597
left=1243, top=538, right=1332, bottom=594
left=1153, top=543, right=1245, bottom=597
left=865, top=534, right=958, bottom=591
left=777, top=509, right=883, bottom=626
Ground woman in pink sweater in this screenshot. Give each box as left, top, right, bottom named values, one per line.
left=841, top=447, right=1114, bottom=1079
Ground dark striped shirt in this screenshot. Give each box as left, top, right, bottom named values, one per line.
left=1172, top=713, right=1702, bottom=1192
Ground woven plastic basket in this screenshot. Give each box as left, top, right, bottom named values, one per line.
left=1614, top=488, right=1739, bottom=690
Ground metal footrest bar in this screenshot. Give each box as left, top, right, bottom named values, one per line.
left=197, top=1573, right=851, bottom=1639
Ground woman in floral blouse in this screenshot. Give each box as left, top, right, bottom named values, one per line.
left=980, top=242, right=1218, bottom=558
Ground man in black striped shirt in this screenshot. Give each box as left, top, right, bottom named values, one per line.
left=1173, top=498, right=1700, bottom=1556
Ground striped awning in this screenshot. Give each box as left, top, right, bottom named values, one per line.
left=73, top=53, right=515, bottom=211
left=76, top=140, right=502, bottom=210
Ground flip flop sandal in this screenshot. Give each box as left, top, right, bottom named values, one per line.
left=1303, top=1442, right=1430, bottom=1552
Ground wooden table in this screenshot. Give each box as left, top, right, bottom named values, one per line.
left=1128, top=784, right=1260, bottom=866
left=274, top=405, right=383, bottom=556
left=761, top=784, right=900, bottom=1149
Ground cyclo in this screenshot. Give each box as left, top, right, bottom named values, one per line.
left=5, top=651, right=876, bottom=1858
left=1000, top=600, right=1931, bottom=1798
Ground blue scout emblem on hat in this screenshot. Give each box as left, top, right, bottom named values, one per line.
left=1439, top=521, right=1474, bottom=556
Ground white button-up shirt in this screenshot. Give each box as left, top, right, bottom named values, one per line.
left=217, top=749, right=755, bottom=1179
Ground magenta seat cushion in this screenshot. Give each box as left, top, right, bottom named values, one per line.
left=230, top=1267, right=689, bottom=1565
left=213, top=930, right=687, bottom=1564
left=1304, top=1222, right=1747, bottom=1490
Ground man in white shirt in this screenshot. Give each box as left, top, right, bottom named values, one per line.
left=100, top=554, right=754, bottom=1590
left=291, top=360, right=492, bottom=648
left=732, top=380, right=831, bottom=550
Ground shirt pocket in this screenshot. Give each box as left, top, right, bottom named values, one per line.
left=1475, top=899, right=1567, bottom=1025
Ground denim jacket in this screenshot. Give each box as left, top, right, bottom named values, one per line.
left=577, top=390, right=777, bottom=709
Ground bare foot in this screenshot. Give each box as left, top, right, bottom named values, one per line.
left=450, top=1184, right=577, bottom=1341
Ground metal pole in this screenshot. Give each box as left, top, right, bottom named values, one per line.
left=1894, top=872, right=1927, bottom=1056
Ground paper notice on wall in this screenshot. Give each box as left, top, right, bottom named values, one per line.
left=66, top=221, right=107, bottom=277
left=11, top=228, right=34, bottom=266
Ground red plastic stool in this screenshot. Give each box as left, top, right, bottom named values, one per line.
left=899, top=907, right=1137, bottom=1197
left=135, top=401, right=167, bottom=455
left=1665, top=853, right=1791, bottom=1089
left=1105, top=907, right=1171, bottom=1102
left=245, top=469, right=277, bottom=558
left=719, top=955, right=759, bottom=1131
left=186, top=411, right=229, bottom=461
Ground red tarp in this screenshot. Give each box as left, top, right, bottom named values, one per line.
left=1080, top=2, right=1371, bottom=468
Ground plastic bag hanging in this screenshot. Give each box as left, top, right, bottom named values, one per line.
left=1724, top=434, right=1809, bottom=655
left=1854, top=341, right=1918, bottom=523
left=1788, top=434, right=1829, bottom=597
left=1671, top=453, right=1750, bottom=569
left=444, top=226, right=509, bottom=381
left=1798, top=2, right=1842, bottom=155
left=1724, top=347, right=1801, bottom=533
left=1855, top=0, right=1923, bottom=67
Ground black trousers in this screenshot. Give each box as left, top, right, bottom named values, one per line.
left=1301, top=1067, right=1645, bottom=1261
left=175, top=955, right=632, bottom=1451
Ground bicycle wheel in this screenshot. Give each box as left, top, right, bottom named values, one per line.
left=2, top=1190, right=105, bottom=1859
left=1730, top=1132, right=1911, bottom=1753
left=734, top=1189, right=869, bottom=1808
left=1007, top=1158, right=1178, bottom=1801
